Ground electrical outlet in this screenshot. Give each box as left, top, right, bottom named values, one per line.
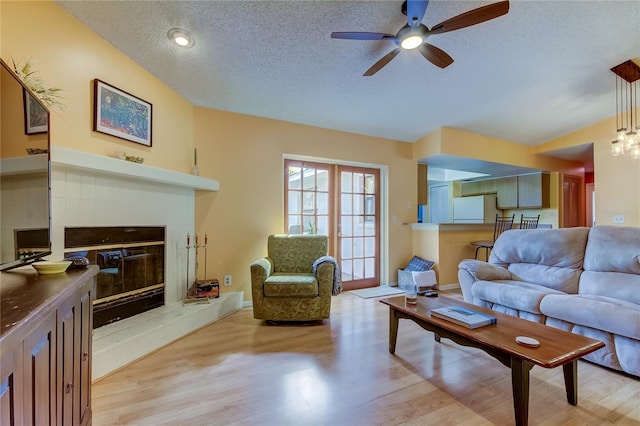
left=613, top=215, right=625, bottom=224
left=223, top=275, right=232, bottom=286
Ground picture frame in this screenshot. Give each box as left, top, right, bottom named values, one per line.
left=93, top=79, right=152, bottom=147
left=23, top=89, right=48, bottom=135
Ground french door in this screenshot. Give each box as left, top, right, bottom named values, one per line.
left=284, top=160, right=380, bottom=289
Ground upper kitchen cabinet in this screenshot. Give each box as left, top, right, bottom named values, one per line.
left=518, top=173, right=550, bottom=208
left=496, top=173, right=550, bottom=209
left=460, top=179, right=497, bottom=196
left=496, top=177, right=518, bottom=209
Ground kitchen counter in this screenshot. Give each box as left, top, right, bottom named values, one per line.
left=410, top=223, right=495, bottom=286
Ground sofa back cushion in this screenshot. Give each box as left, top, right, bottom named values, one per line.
left=268, top=234, right=328, bottom=273
left=580, top=226, right=640, bottom=304
left=489, top=227, right=590, bottom=293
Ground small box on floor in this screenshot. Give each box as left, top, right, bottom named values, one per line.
left=196, top=279, right=220, bottom=298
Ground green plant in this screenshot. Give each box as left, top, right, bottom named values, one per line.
left=12, top=58, right=65, bottom=110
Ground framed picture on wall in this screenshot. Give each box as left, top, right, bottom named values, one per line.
left=93, top=79, right=152, bottom=147
left=23, top=90, right=48, bottom=135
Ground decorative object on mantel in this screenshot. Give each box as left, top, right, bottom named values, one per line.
left=125, top=155, right=144, bottom=163
left=183, top=233, right=210, bottom=305
left=611, top=59, right=640, bottom=159
left=26, top=148, right=48, bottom=155
left=12, top=58, right=65, bottom=110
left=93, top=79, right=152, bottom=147
left=192, top=147, right=199, bottom=176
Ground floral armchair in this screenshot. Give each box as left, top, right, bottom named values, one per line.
left=250, top=234, right=338, bottom=322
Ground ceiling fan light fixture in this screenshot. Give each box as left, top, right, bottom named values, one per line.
left=168, top=28, right=195, bottom=48
left=400, top=35, right=423, bottom=50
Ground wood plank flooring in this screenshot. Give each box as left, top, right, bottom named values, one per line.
left=92, top=292, right=640, bottom=425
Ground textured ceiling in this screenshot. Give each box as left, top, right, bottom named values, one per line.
left=57, top=0, right=639, bottom=152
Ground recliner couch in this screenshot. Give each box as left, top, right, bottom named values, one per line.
left=458, top=226, right=640, bottom=376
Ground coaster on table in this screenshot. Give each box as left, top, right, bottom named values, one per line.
left=515, top=336, right=540, bottom=348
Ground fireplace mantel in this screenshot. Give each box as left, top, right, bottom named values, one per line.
left=51, top=146, right=219, bottom=191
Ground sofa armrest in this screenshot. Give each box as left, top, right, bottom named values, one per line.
left=458, top=259, right=512, bottom=303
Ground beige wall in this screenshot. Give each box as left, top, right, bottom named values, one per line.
left=538, top=113, right=640, bottom=227
left=194, top=108, right=416, bottom=296
left=1, top=1, right=195, bottom=173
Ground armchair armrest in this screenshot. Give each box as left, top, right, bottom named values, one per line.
left=251, top=257, right=273, bottom=278
left=458, top=259, right=512, bottom=303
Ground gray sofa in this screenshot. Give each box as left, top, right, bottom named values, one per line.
left=458, top=226, right=640, bottom=377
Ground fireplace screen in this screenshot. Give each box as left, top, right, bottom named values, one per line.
left=65, top=226, right=165, bottom=328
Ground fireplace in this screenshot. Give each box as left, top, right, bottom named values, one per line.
left=65, top=226, right=166, bottom=328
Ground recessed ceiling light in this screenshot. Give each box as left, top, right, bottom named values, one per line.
left=168, top=28, right=195, bottom=48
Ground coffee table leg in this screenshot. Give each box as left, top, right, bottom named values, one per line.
left=563, top=361, right=578, bottom=405
left=511, top=358, right=534, bottom=426
left=389, top=309, right=398, bottom=354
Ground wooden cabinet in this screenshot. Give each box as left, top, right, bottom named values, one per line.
left=495, top=174, right=549, bottom=209
left=496, top=177, right=518, bottom=209
left=417, top=163, right=428, bottom=205
left=0, top=266, right=97, bottom=426
left=517, top=173, right=550, bottom=208
left=460, top=179, right=497, bottom=196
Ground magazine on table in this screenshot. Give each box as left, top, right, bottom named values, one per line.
left=431, top=306, right=497, bottom=329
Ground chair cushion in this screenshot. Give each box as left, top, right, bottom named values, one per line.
left=264, top=273, right=318, bottom=297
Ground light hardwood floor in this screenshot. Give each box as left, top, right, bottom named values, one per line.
left=92, top=292, right=639, bottom=425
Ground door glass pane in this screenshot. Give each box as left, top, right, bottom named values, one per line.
left=341, top=238, right=352, bottom=258
left=317, top=192, right=328, bottom=215
left=303, top=216, right=316, bottom=234
left=365, top=237, right=375, bottom=257
left=302, top=168, right=315, bottom=190
left=341, top=172, right=352, bottom=192
left=317, top=216, right=328, bottom=236
left=354, top=237, right=364, bottom=257
left=317, top=170, right=329, bottom=191
left=303, top=191, right=315, bottom=213
left=288, top=216, right=301, bottom=234
left=365, top=174, right=375, bottom=194
left=365, top=258, right=375, bottom=278
left=354, top=173, right=364, bottom=192
left=354, top=194, right=364, bottom=215
left=288, top=191, right=301, bottom=214
left=341, top=216, right=353, bottom=237
left=354, top=219, right=364, bottom=236
left=353, top=259, right=364, bottom=280
left=341, top=259, right=353, bottom=281
left=341, top=194, right=352, bottom=214
left=288, top=167, right=302, bottom=189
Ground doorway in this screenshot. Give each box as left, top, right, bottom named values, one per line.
left=284, top=160, right=381, bottom=290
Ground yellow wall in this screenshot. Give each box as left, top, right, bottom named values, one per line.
left=538, top=113, right=640, bottom=226
left=1, top=0, right=194, bottom=172
left=194, top=108, right=416, bottom=294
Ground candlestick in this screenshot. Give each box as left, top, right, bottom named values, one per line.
left=194, top=148, right=198, bottom=166
left=186, top=232, right=190, bottom=247
left=204, top=233, right=208, bottom=246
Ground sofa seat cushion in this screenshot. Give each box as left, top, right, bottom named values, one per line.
left=264, top=273, right=318, bottom=297
left=541, top=294, right=640, bottom=340
left=472, top=280, right=566, bottom=314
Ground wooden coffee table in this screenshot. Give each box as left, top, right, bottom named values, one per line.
left=380, top=294, right=604, bottom=426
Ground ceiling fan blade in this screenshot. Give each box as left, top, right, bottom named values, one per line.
left=418, top=44, right=454, bottom=68
left=406, top=0, right=429, bottom=27
left=331, top=32, right=395, bottom=41
left=363, top=49, right=400, bottom=76
left=430, top=1, right=509, bottom=35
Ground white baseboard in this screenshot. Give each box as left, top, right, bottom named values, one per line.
left=92, top=292, right=243, bottom=381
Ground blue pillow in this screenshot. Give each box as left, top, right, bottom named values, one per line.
left=404, top=256, right=435, bottom=271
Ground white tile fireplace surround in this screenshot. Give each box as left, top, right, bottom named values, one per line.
left=49, top=147, right=242, bottom=379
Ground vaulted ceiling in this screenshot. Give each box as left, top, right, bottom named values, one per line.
left=58, top=1, right=639, bottom=163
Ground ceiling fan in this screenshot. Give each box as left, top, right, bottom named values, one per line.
left=331, top=0, right=509, bottom=76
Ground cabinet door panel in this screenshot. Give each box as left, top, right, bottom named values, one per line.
left=59, top=300, right=77, bottom=426
left=497, top=177, right=518, bottom=209
left=23, top=312, right=57, bottom=425
left=78, top=281, right=94, bottom=426
left=0, top=344, right=24, bottom=425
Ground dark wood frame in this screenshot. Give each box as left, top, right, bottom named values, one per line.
left=93, top=79, right=152, bottom=147
left=23, top=89, right=48, bottom=134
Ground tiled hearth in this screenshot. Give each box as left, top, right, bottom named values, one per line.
left=49, top=147, right=242, bottom=379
